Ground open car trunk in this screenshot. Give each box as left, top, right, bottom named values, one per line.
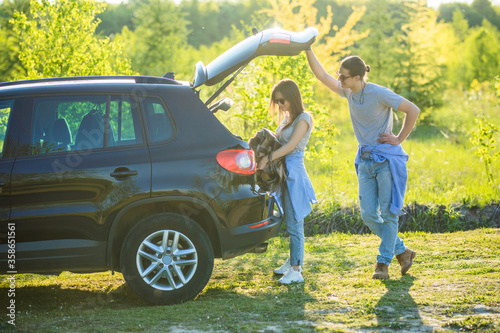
left=192, top=27, right=318, bottom=104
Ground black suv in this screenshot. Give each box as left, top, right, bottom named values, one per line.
left=0, top=28, right=317, bottom=305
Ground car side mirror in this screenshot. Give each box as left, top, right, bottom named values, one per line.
left=209, top=97, right=234, bottom=113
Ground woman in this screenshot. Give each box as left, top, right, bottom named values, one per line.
left=258, top=78, right=317, bottom=284
left=306, top=49, right=420, bottom=279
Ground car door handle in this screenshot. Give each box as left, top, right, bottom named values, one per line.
left=110, top=168, right=138, bottom=180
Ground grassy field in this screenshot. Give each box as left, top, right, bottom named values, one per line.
left=1, top=228, right=499, bottom=332
left=307, top=130, right=500, bottom=209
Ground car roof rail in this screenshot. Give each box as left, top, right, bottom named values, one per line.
left=0, top=75, right=182, bottom=88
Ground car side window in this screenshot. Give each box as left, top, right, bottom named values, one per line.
left=0, top=99, right=13, bottom=158
left=31, top=96, right=143, bottom=155
left=142, top=98, right=174, bottom=143
left=109, top=98, right=144, bottom=147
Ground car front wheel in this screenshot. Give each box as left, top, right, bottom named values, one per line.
left=120, top=213, right=214, bottom=305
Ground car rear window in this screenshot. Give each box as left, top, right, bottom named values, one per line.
left=142, top=97, right=174, bottom=144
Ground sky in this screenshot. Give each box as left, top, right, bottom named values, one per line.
left=427, top=0, right=500, bottom=7
left=102, top=0, right=500, bottom=7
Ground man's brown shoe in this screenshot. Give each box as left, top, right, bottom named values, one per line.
left=372, top=262, right=389, bottom=279
left=396, top=248, right=416, bottom=275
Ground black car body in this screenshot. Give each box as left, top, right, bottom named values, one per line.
left=0, top=27, right=318, bottom=304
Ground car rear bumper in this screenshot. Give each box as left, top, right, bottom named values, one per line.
left=218, top=214, right=282, bottom=259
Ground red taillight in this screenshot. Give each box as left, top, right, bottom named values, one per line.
left=216, top=149, right=256, bottom=175
left=248, top=220, right=269, bottom=229
left=270, top=33, right=291, bottom=44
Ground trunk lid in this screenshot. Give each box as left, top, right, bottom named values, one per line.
left=192, top=27, right=318, bottom=89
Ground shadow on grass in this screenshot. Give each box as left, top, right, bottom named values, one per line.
left=0, top=282, right=147, bottom=313
left=0, top=282, right=151, bottom=332
left=198, top=278, right=317, bottom=331
left=1, top=272, right=318, bottom=332
left=374, top=275, right=433, bottom=332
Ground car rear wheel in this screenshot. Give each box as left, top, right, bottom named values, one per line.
left=120, top=213, right=214, bottom=305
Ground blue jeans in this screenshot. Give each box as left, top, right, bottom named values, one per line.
left=282, top=185, right=304, bottom=266
left=357, top=157, right=406, bottom=265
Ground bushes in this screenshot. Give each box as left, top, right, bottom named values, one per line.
left=303, top=203, right=500, bottom=236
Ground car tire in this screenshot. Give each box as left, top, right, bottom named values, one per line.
left=120, top=213, right=214, bottom=305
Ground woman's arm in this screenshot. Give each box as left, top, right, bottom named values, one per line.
left=258, top=119, right=309, bottom=170
left=306, top=49, right=340, bottom=95
left=378, top=99, right=420, bottom=145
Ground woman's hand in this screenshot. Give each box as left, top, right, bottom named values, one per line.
left=258, top=155, right=269, bottom=170
left=377, top=133, right=400, bottom=145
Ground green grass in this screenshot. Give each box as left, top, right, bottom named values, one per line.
left=307, top=125, right=500, bottom=210
left=1, top=229, right=499, bottom=332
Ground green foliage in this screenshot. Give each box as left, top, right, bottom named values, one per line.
left=472, top=0, right=500, bottom=29
left=118, top=0, right=189, bottom=76
left=438, top=2, right=493, bottom=28
left=469, top=115, right=500, bottom=183
left=392, top=0, right=446, bottom=115
left=0, top=0, right=30, bottom=81
left=463, top=19, right=500, bottom=87
left=179, top=0, right=259, bottom=49
left=96, top=2, right=135, bottom=37
left=442, top=10, right=471, bottom=88
left=355, top=0, right=457, bottom=119
left=356, top=0, right=400, bottom=88
left=11, top=0, right=132, bottom=79
left=0, top=26, right=21, bottom=81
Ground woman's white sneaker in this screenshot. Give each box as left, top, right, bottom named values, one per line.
left=273, top=258, right=291, bottom=275
left=278, top=268, right=304, bottom=284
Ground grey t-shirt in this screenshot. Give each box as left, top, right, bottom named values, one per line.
left=339, top=82, right=403, bottom=146
left=276, top=112, right=313, bottom=153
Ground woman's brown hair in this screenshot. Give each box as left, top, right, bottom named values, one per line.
left=269, top=79, right=306, bottom=129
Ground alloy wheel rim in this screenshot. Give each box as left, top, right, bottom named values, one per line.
left=136, top=229, right=198, bottom=291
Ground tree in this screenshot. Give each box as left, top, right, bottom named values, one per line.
left=0, top=25, right=21, bottom=81
left=439, top=9, right=469, bottom=89
left=0, top=0, right=30, bottom=81
left=355, top=0, right=400, bottom=88
left=179, top=0, right=264, bottom=48
left=391, top=0, right=446, bottom=115
left=472, top=0, right=500, bottom=30
left=11, top=0, right=132, bottom=79
left=438, top=0, right=500, bottom=30
left=463, top=19, right=500, bottom=86
left=96, top=2, right=136, bottom=37
left=0, top=0, right=30, bottom=28
left=119, top=0, right=189, bottom=76
left=450, top=8, right=470, bottom=42
left=469, top=116, right=500, bottom=183
left=438, top=2, right=484, bottom=27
